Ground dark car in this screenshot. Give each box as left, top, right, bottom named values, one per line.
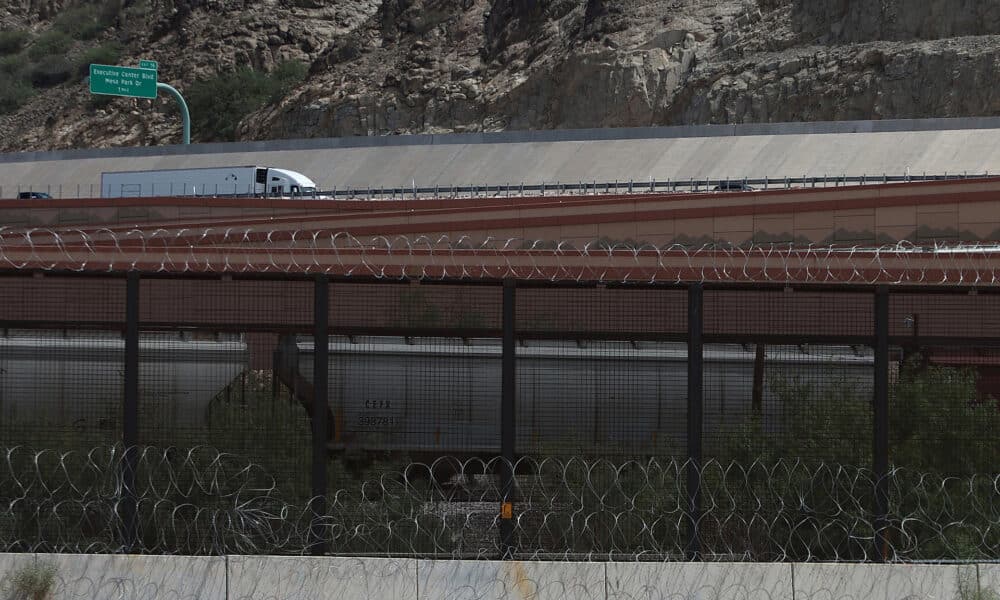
left=713, top=182, right=755, bottom=192
left=17, top=192, right=52, bottom=199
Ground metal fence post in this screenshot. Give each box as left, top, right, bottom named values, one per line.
left=122, top=271, right=140, bottom=552
left=310, top=275, right=330, bottom=555
left=499, top=279, right=517, bottom=559
left=686, top=283, right=704, bottom=560
left=873, top=285, right=890, bottom=562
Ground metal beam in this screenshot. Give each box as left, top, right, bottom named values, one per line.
left=873, top=286, right=890, bottom=561
left=122, top=270, right=140, bottom=552
left=310, top=275, right=329, bottom=555
left=686, top=283, right=704, bottom=560
left=499, top=279, right=517, bottom=558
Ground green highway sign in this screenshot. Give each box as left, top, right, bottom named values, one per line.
left=139, top=60, right=158, bottom=70
left=89, top=64, right=157, bottom=99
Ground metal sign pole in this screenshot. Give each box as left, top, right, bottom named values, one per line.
left=156, top=83, right=190, bottom=145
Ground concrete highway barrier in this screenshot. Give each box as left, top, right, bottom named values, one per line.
left=418, top=559, right=606, bottom=600
left=0, top=553, right=226, bottom=600
left=1, top=554, right=997, bottom=600
left=792, top=563, right=967, bottom=600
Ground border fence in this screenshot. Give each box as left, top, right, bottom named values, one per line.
left=1, top=270, right=999, bottom=562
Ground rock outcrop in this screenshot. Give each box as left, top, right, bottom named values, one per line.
left=3, top=0, right=1000, bottom=151
left=793, top=0, right=1000, bottom=43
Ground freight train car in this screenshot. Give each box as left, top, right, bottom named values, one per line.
left=0, top=330, right=249, bottom=432
left=278, top=336, right=874, bottom=456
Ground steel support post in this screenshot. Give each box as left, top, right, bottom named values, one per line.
left=156, top=83, right=190, bottom=144
left=873, top=286, right=890, bottom=561
left=686, top=283, right=704, bottom=560
left=310, top=275, right=330, bottom=554
left=499, top=279, right=517, bottom=558
left=122, top=271, right=140, bottom=552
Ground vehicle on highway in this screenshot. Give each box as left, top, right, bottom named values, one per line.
left=713, top=182, right=755, bottom=192
left=99, top=166, right=319, bottom=198
left=17, top=191, right=52, bottom=199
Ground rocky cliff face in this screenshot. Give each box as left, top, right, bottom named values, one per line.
left=793, top=0, right=1000, bottom=43
left=3, top=0, right=1000, bottom=151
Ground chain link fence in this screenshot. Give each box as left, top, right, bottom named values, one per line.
left=1, top=272, right=998, bottom=561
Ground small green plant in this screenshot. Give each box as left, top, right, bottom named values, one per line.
left=76, top=41, right=122, bottom=79
left=958, top=570, right=1000, bottom=600
left=0, top=30, right=30, bottom=54
left=0, top=53, right=23, bottom=75
left=0, top=74, right=35, bottom=114
left=87, top=93, right=116, bottom=110
left=52, top=2, right=113, bottom=41
left=7, top=562, right=58, bottom=600
left=28, top=54, right=74, bottom=87
left=186, top=61, right=308, bottom=141
left=26, top=30, right=72, bottom=61
left=123, top=0, right=151, bottom=19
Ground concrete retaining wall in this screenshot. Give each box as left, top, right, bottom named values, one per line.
left=5, top=118, right=1000, bottom=195
left=1, top=554, right=996, bottom=600
left=0, top=554, right=226, bottom=600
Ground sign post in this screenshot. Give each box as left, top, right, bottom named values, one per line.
left=88, top=63, right=190, bottom=144
left=155, top=83, right=190, bottom=145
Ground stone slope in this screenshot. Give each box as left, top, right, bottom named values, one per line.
left=2, top=0, right=1000, bottom=152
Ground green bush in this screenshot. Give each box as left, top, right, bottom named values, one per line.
left=0, top=29, right=30, bottom=54
left=29, top=54, right=74, bottom=87
left=53, top=2, right=113, bottom=41
left=6, top=562, right=58, bottom=600
left=715, top=356, right=1000, bottom=561
left=76, top=41, right=122, bottom=78
left=889, top=358, right=1000, bottom=475
left=186, top=61, right=309, bottom=141
left=0, top=74, right=35, bottom=114
left=122, top=0, right=151, bottom=20
left=0, top=53, right=23, bottom=75
left=27, top=29, right=72, bottom=60
left=87, top=93, right=116, bottom=110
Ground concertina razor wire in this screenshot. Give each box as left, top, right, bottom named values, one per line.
left=1, top=226, right=1000, bottom=284
left=1, top=445, right=998, bottom=561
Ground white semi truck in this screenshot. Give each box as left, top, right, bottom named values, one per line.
left=99, top=166, right=319, bottom=198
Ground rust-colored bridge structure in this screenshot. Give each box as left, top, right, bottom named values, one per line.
left=1, top=178, right=1000, bottom=281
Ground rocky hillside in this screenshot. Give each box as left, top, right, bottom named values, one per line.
left=1, top=0, right=1000, bottom=151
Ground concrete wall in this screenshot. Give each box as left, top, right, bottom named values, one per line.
left=4, top=118, right=1000, bottom=196
left=2, top=554, right=998, bottom=600
left=0, top=554, right=225, bottom=600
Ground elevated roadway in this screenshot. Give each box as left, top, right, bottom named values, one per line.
left=3, top=178, right=999, bottom=249
left=3, top=118, right=1000, bottom=196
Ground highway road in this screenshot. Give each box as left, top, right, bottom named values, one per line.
left=3, top=118, right=1000, bottom=198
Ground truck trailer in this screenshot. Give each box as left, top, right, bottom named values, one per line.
left=99, top=166, right=319, bottom=198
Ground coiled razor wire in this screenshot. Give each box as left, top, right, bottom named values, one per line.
left=1, top=446, right=997, bottom=561
left=1, top=227, right=1000, bottom=284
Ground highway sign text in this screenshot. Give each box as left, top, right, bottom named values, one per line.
left=89, top=64, right=157, bottom=99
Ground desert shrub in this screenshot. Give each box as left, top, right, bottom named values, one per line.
left=28, top=54, right=74, bottom=86
left=6, top=562, right=57, bottom=600
left=186, top=61, right=308, bottom=141
left=53, top=2, right=113, bottom=40
left=0, top=53, right=23, bottom=75
left=0, top=29, right=30, bottom=54
left=76, top=41, right=122, bottom=78
left=27, top=29, right=72, bottom=60
left=0, top=74, right=35, bottom=113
